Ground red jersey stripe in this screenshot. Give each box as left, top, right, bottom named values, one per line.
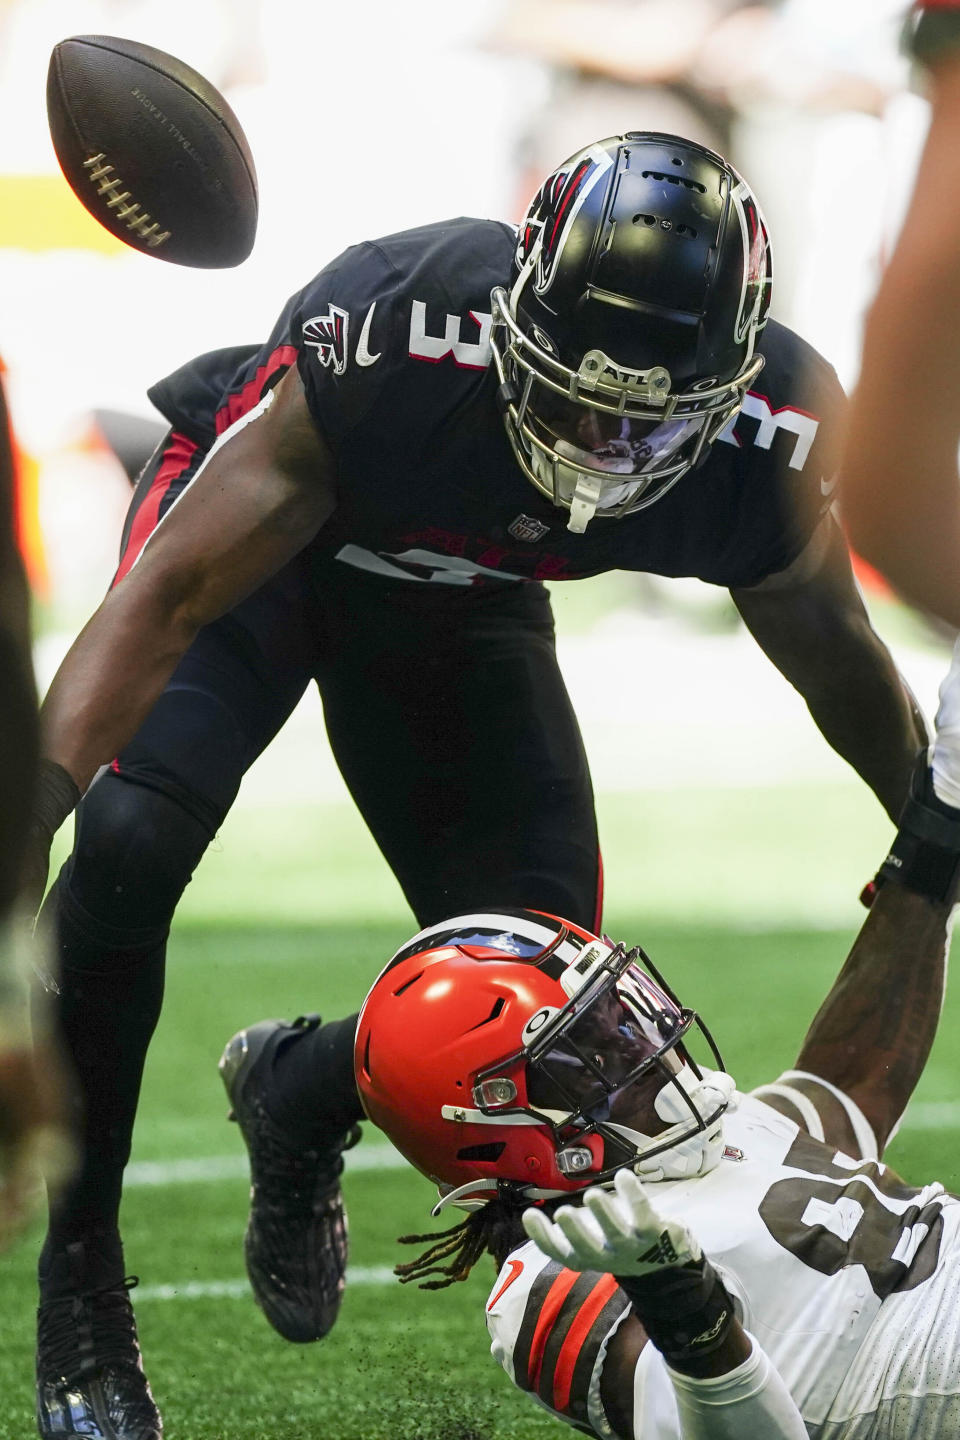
left=214, top=344, right=299, bottom=436
left=593, top=849, right=604, bottom=935
left=527, top=1269, right=580, bottom=1391
left=113, top=431, right=198, bottom=586
left=550, top=1274, right=620, bottom=1415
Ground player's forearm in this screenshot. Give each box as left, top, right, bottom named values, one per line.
left=734, top=521, right=926, bottom=821
left=40, top=578, right=201, bottom=792
left=0, top=377, right=38, bottom=907
left=0, top=579, right=38, bottom=913
left=794, top=884, right=948, bottom=1148
left=841, top=268, right=960, bottom=624
left=667, top=1337, right=808, bottom=1440
left=791, top=622, right=925, bottom=823
left=844, top=506, right=960, bottom=634
left=738, top=591, right=923, bottom=821
left=840, top=51, right=960, bottom=625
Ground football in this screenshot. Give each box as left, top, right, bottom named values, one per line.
left=46, top=34, right=258, bottom=268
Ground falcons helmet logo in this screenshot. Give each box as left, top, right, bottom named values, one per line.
left=515, top=144, right=613, bottom=297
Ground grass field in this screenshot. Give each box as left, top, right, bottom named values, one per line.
left=2, top=780, right=958, bottom=1440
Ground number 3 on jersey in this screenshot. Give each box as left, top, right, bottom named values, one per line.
left=758, top=1132, right=945, bottom=1299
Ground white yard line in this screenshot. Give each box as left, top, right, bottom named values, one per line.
left=125, top=1101, right=960, bottom=1191
left=136, top=1268, right=397, bottom=1302
left=905, top=1100, right=960, bottom=1129
left=124, top=1142, right=405, bottom=1188
left=130, top=1104, right=960, bottom=1303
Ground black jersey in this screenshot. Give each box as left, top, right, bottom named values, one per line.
left=148, top=217, right=844, bottom=591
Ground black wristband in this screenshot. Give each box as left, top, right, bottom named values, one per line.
left=31, top=759, right=81, bottom=841
left=615, top=1258, right=736, bottom=1366
left=866, top=757, right=960, bottom=905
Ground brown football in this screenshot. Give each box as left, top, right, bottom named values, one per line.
left=47, top=34, right=258, bottom=268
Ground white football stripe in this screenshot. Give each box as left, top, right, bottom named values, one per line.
left=387, top=911, right=565, bottom=960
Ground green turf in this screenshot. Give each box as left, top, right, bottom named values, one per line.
left=40, top=779, right=893, bottom=930
left=3, top=781, right=958, bottom=1438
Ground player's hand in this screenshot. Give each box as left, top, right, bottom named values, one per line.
left=522, top=1167, right=701, bottom=1277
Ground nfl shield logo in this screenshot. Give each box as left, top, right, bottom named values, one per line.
left=508, top=513, right=550, bottom=543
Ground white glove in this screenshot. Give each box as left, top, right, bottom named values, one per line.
left=522, top=1167, right=702, bottom=1277
left=933, top=634, right=960, bottom=810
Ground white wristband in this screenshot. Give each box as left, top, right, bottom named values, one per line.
left=666, top=1336, right=808, bottom=1440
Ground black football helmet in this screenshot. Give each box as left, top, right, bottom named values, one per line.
left=490, top=132, right=773, bottom=532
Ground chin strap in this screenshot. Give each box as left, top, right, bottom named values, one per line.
left=607, top=1068, right=737, bottom=1182
left=430, top=1178, right=499, bottom=1216
left=566, top=473, right=602, bottom=532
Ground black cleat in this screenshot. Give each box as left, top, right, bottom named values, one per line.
left=36, top=1243, right=162, bottom=1440
left=219, top=1016, right=361, bottom=1343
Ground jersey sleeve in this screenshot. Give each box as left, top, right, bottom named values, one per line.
left=788, top=350, right=846, bottom=541
left=485, top=1240, right=632, bottom=1437
left=146, top=344, right=262, bottom=449
left=289, top=241, right=402, bottom=444
left=730, top=321, right=847, bottom=586
left=748, top=1070, right=880, bottom=1159
left=485, top=1236, right=814, bottom=1440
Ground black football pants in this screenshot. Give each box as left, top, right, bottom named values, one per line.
left=39, top=543, right=601, bottom=1248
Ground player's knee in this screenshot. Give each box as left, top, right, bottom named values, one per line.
left=60, top=773, right=213, bottom=929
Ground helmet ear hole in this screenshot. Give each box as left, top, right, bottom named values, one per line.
left=456, top=1143, right=507, bottom=1163
left=358, top=1032, right=373, bottom=1082
left=479, top=997, right=507, bottom=1026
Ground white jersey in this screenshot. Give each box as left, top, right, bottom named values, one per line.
left=485, top=1086, right=960, bottom=1439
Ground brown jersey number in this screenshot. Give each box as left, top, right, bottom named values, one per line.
left=758, top=1132, right=944, bottom=1299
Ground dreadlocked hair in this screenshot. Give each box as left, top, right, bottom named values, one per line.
left=395, top=1195, right=531, bottom=1291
